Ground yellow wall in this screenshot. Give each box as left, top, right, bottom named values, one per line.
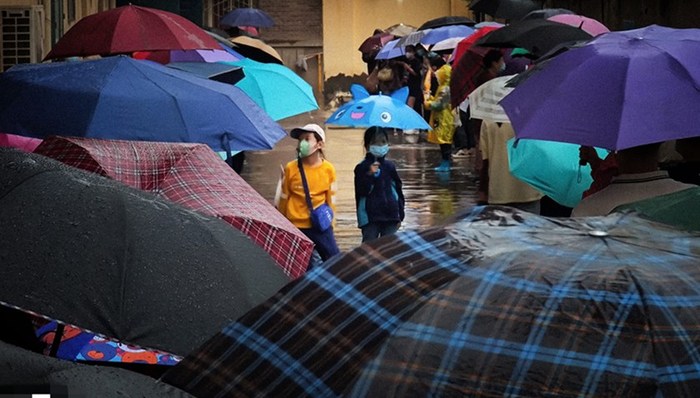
left=323, top=0, right=471, bottom=78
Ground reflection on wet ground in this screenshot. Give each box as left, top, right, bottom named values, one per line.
left=240, top=114, right=479, bottom=252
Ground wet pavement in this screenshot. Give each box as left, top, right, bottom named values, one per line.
left=239, top=111, right=480, bottom=252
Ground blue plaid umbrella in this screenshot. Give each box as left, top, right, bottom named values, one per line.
left=162, top=206, right=700, bottom=397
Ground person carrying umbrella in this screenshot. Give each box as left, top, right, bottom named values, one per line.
left=423, top=56, right=455, bottom=172
left=277, top=124, right=340, bottom=267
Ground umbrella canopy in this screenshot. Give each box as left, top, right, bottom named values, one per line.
left=467, top=74, right=516, bottom=123
left=162, top=206, right=700, bottom=397
left=420, top=25, right=475, bottom=46
left=229, top=35, right=284, bottom=64
left=326, top=85, right=430, bottom=130
left=384, top=23, right=417, bottom=37
left=375, top=38, right=405, bottom=60
left=44, top=5, right=219, bottom=60
left=430, top=37, right=465, bottom=53
left=0, top=56, right=286, bottom=152
left=470, top=0, right=539, bottom=20
left=521, top=8, right=575, bottom=20
left=133, top=48, right=241, bottom=64
left=220, top=7, right=274, bottom=28
left=614, top=186, right=700, bottom=232
left=0, top=132, right=41, bottom=152
left=358, top=31, right=395, bottom=54
left=0, top=341, right=191, bottom=397
left=166, top=62, right=245, bottom=85
left=451, top=25, right=501, bottom=69
left=476, top=19, right=593, bottom=58
left=0, top=148, right=290, bottom=357
left=222, top=58, right=319, bottom=121
left=419, top=16, right=476, bottom=30
left=34, top=137, right=314, bottom=279
left=548, top=14, right=611, bottom=37
left=501, top=25, right=700, bottom=150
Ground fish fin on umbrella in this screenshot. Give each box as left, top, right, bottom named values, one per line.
left=350, top=84, right=370, bottom=100
left=390, top=86, right=409, bottom=103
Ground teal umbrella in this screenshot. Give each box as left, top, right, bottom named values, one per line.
left=614, top=187, right=700, bottom=231
left=507, top=138, right=608, bottom=208
left=221, top=58, right=318, bottom=121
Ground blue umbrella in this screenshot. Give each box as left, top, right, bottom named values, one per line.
left=326, top=85, right=430, bottom=130
left=375, top=38, right=405, bottom=60
left=220, top=7, right=274, bottom=28
left=420, top=25, right=474, bottom=45
left=221, top=58, right=319, bottom=121
left=507, top=138, right=608, bottom=208
left=0, top=56, right=286, bottom=152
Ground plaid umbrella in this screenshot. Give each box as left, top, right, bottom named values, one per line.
left=35, top=136, right=313, bottom=279
left=162, top=206, right=700, bottom=397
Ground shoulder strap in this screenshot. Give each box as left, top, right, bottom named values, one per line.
left=297, top=157, right=314, bottom=213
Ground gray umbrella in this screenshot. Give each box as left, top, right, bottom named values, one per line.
left=0, top=148, right=289, bottom=357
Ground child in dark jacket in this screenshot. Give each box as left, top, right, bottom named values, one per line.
left=354, top=126, right=405, bottom=243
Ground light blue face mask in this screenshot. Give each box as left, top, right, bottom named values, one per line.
left=298, top=140, right=312, bottom=157
left=369, top=144, right=389, bottom=158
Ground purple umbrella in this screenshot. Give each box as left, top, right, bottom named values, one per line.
left=500, top=25, right=700, bottom=150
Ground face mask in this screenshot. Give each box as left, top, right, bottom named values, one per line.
left=298, top=140, right=314, bottom=157
left=405, top=52, right=415, bottom=60
left=369, top=144, right=389, bottom=158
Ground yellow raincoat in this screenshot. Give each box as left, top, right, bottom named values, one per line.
left=424, top=64, right=455, bottom=145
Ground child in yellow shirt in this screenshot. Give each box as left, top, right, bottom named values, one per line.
left=278, top=124, right=339, bottom=265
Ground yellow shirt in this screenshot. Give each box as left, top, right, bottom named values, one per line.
left=278, top=158, right=337, bottom=229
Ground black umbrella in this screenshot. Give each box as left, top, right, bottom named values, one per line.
left=0, top=340, right=191, bottom=397
left=418, top=16, right=476, bottom=30
left=469, top=0, right=540, bottom=20
left=476, top=19, right=593, bottom=58
left=0, top=149, right=290, bottom=357
left=520, top=7, right=574, bottom=20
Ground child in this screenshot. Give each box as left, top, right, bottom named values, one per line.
left=423, top=56, right=455, bottom=172
left=354, top=126, right=405, bottom=243
left=278, top=124, right=340, bottom=264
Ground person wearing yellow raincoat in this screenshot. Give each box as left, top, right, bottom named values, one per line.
left=423, top=57, right=455, bottom=172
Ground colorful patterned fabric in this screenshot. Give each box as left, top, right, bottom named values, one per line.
left=35, top=137, right=313, bottom=279
left=163, top=206, right=700, bottom=397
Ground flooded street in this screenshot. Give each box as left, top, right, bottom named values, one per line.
left=240, top=112, right=480, bottom=252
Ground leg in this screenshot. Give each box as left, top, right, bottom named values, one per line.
left=361, top=223, right=381, bottom=243
left=378, top=222, right=400, bottom=238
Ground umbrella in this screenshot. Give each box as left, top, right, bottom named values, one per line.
left=384, top=23, right=417, bottom=37
left=229, top=35, right=284, bottom=64
left=521, top=8, right=575, bottom=20
left=162, top=206, right=700, bottom=397
left=0, top=56, right=286, bottom=152
left=34, top=137, right=314, bottom=279
left=375, top=38, right=405, bottom=60
left=419, top=16, right=476, bottom=30
left=430, top=37, right=465, bottom=53
left=222, top=58, right=319, bottom=121
left=0, top=148, right=290, bottom=357
left=475, top=19, right=593, bottom=58
left=166, top=62, right=245, bottom=85
left=0, top=132, right=41, bottom=152
left=467, top=74, right=516, bottom=123
left=451, top=25, right=501, bottom=69
left=501, top=25, right=700, bottom=150
left=614, top=186, right=700, bottom=232
left=0, top=341, right=191, bottom=397
left=220, top=7, right=274, bottom=28
left=44, top=5, right=219, bottom=60
left=358, top=32, right=395, bottom=54
left=508, top=138, right=608, bottom=207
left=469, top=0, right=539, bottom=20
left=395, top=29, right=431, bottom=48
left=326, top=85, right=431, bottom=130
left=420, top=25, right=475, bottom=46
left=133, top=48, right=241, bottom=64
left=548, top=14, right=611, bottom=36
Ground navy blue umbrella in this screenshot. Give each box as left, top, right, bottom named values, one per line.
left=0, top=56, right=286, bottom=151
left=220, top=7, right=274, bottom=28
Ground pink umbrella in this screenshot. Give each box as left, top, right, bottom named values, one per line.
left=35, top=136, right=314, bottom=278
left=548, top=14, right=610, bottom=37
left=133, top=49, right=241, bottom=64
left=0, top=133, right=41, bottom=152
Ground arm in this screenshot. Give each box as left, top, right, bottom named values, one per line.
left=278, top=163, right=291, bottom=217
left=354, top=161, right=377, bottom=199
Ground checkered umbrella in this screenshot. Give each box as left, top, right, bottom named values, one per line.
left=35, top=136, right=313, bottom=279
left=162, top=206, right=700, bottom=397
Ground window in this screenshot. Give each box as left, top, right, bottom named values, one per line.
left=1, top=9, right=33, bottom=71
left=205, top=0, right=257, bottom=27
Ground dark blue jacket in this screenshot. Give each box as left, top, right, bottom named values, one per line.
left=354, top=153, right=405, bottom=227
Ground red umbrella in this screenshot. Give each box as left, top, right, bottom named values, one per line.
left=450, top=26, right=503, bottom=108
left=34, top=137, right=314, bottom=279
left=358, top=32, right=395, bottom=54
left=45, top=5, right=220, bottom=60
